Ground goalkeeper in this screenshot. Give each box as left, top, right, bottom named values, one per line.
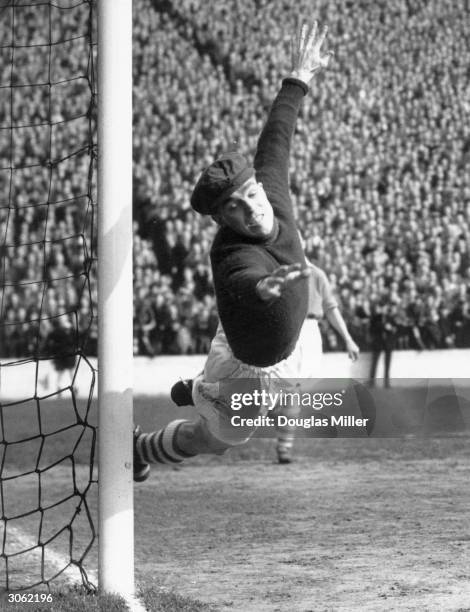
left=134, top=19, right=333, bottom=481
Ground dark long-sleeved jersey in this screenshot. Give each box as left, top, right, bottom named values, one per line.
left=210, top=78, right=309, bottom=367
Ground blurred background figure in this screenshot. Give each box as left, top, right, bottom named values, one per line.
left=368, top=302, right=397, bottom=389
left=41, top=318, right=78, bottom=395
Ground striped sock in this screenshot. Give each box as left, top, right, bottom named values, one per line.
left=135, top=419, right=195, bottom=465
left=276, top=434, right=294, bottom=461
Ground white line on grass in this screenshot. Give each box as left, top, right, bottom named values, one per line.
left=8, top=526, right=147, bottom=612
left=7, top=525, right=93, bottom=586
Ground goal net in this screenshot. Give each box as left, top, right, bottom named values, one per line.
left=0, top=0, right=97, bottom=591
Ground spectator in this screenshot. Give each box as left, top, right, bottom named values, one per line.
left=1, top=0, right=469, bottom=358
left=368, top=302, right=397, bottom=388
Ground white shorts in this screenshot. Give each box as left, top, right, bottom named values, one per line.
left=192, top=321, right=323, bottom=446
left=298, top=318, right=323, bottom=378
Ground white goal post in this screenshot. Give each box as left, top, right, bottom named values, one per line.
left=97, top=0, right=135, bottom=599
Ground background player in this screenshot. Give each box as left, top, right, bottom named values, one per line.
left=41, top=317, right=78, bottom=395
left=134, top=18, right=333, bottom=481
left=276, top=257, right=360, bottom=463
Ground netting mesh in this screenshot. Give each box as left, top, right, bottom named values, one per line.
left=0, top=0, right=97, bottom=591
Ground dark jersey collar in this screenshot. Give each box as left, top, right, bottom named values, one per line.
left=215, top=217, right=280, bottom=247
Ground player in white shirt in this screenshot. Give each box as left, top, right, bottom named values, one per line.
left=276, top=260, right=360, bottom=463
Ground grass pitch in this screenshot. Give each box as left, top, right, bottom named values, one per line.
left=1, top=391, right=469, bottom=611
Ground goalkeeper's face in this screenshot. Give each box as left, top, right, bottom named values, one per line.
left=215, top=177, right=274, bottom=239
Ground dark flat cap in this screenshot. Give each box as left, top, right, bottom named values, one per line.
left=190, top=152, right=255, bottom=215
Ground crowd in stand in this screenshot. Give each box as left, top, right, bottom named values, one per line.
left=0, top=1, right=97, bottom=358
left=1, top=0, right=470, bottom=359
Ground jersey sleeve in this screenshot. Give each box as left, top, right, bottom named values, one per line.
left=253, top=78, right=308, bottom=220
left=318, top=268, right=338, bottom=312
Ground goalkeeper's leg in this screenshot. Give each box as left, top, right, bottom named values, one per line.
left=133, top=373, right=263, bottom=481
left=133, top=324, right=264, bottom=481
left=133, top=416, right=235, bottom=482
